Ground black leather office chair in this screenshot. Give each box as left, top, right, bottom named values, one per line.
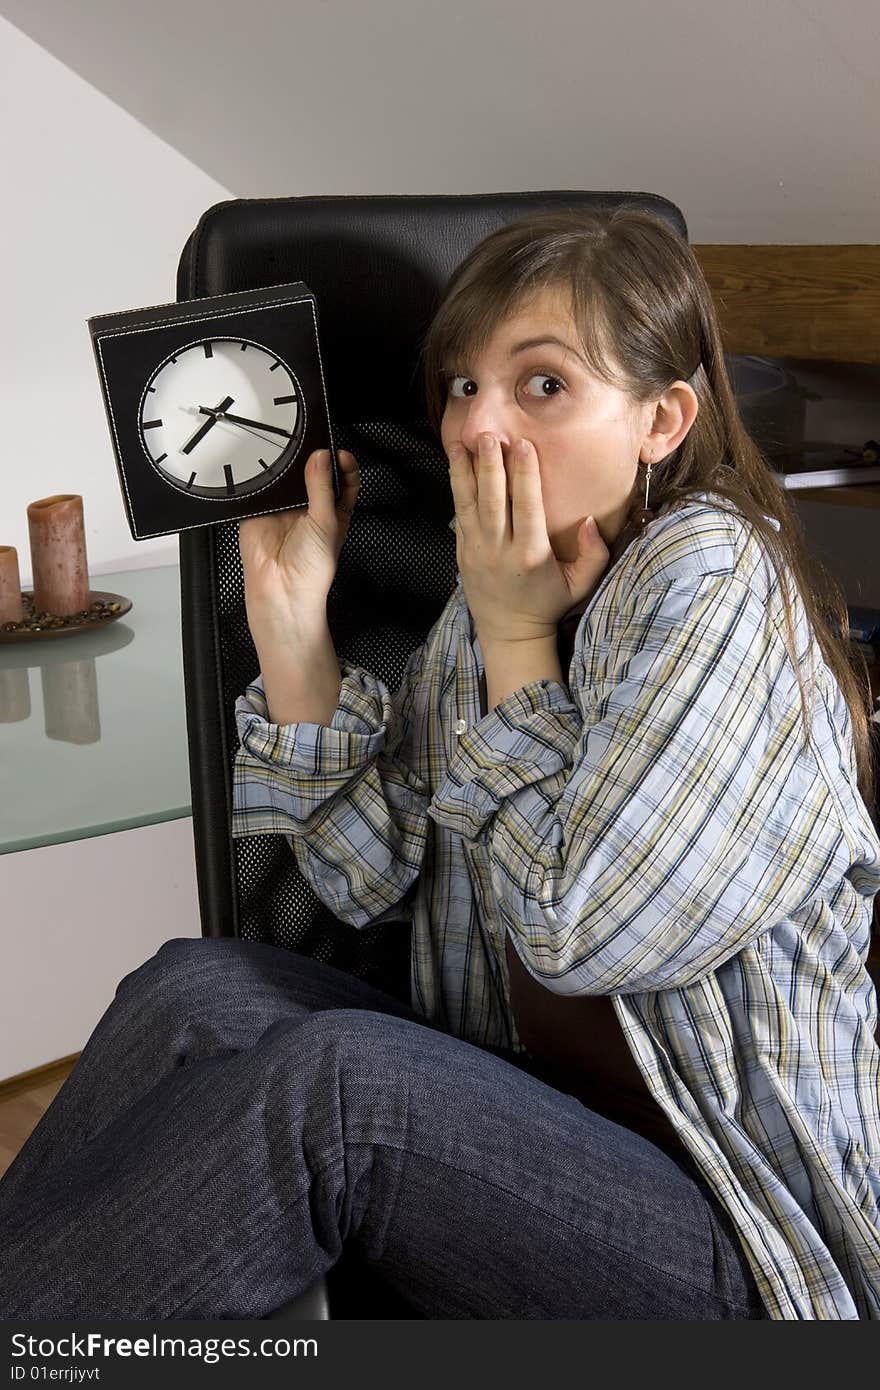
left=175, top=188, right=689, bottom=1319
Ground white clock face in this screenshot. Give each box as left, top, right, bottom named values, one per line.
left=139, top=338, right=304, bottom=498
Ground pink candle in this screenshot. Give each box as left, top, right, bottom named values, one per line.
left=27, top=495, right=90, bottom=617
left=0, top=545, right=24, bottom=624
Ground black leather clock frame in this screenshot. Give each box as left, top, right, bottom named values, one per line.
left=88, top=280, right=336, bottom=539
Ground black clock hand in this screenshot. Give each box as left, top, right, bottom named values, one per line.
left=196, top=415, right=287, bottom=451
left=180, top=415, right=217, bottom=455
left=199, top=405, right=292, bottom=439
left=181, top=395, right=235, bottom=454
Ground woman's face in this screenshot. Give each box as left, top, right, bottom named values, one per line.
left=439, top=284, right=696, bottom=561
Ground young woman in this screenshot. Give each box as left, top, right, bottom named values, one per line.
left=2, top=208, right=878, bottom=1320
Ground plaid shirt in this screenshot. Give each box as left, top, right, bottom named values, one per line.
left=232, top=494, right=880, bottom=1319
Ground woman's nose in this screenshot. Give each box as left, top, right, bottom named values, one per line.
left=459, top=398, right=513, bottom=456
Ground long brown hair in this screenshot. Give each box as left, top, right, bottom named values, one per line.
left=420, top=206, right=877, bottom=818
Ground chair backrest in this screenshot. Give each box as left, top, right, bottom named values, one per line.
left=176, top=190, right=689, bottom=1002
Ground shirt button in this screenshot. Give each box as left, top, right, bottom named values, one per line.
left=454, top=718, right=467, bottom=735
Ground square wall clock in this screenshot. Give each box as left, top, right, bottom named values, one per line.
left=88, top=280, right=337, bottom=540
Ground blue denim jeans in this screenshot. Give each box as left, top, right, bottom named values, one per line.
left=0, top=936, right=766, bottom=1319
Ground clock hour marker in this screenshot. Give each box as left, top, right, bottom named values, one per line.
left=224, top=464, right=235, bottom=493
left=204, top=343, right=213, bottom=358
left=270, top=361, right=281, bottom=371
left=155, top=453, right=168, bottom=465
left=258, top=458, right=269, bottom=470
left=186, top=473, right=197, bottom=489
left=240, top=342, right=248, bottom=351
left=143, top=419, right=163, bottom=429
left=147, top=385, right=156, bottom=392
left=273, top=394, right=297, bottom=405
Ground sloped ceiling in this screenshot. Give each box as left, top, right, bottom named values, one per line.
left=1, top=0, right=877, bottom=241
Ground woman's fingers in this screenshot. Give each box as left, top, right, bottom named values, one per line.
left=475, top=433, right=510, bottom=540
left=305, top=448, right=359, bottom=524
left=448, top=435, right=510, bottom=543
left=508, top=438, right=546, bottom=546
left=447, top=443, right=476, bottom=525
left=335, top=449, right=360, bottom=516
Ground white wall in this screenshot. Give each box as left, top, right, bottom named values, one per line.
left=1, top=15, right=233, bottom=581
left=0, top=21, right=228, bottom=1078
left=0, top=820, right=200, bottom=1078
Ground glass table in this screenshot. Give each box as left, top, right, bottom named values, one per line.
left=0, top=565, right=192, bottom=855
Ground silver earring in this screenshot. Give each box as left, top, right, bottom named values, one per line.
left=634, top=456, right=656, bottom=531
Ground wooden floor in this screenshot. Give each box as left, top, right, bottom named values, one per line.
left=0, top=1059, right=77, bottom=1181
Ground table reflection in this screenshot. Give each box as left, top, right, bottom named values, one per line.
left=0, top=667, right=29, bottom=723
left=0, top=624, right=134, bottom=745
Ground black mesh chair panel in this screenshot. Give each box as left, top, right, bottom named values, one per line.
left=199, top=418, right=456, bottom=1006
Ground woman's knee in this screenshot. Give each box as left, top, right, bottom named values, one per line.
left=112, top=935, right=229, bottom=1014
left=104, top=937, right=286, bottom=1068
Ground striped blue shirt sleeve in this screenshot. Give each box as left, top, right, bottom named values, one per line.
left=231, top=643, right=432, bottom=928
left=427, top=570, right=856, bottom=994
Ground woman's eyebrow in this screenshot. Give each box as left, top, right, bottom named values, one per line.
left=442, top=335, right=585, bottom=372
left=508, top=335, right=585, bottom=360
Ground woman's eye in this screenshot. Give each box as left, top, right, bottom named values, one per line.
left=447, top=375, right=476, bottom=398
left=524, top=373, right=564, bottom=398
left=444, top=372, right=565, bottom=399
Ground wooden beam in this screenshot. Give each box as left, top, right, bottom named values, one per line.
left=692, top=245, right=880, bottom=363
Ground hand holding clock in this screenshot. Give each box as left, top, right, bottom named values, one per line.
left=238, top=448, right=360, bottom=631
